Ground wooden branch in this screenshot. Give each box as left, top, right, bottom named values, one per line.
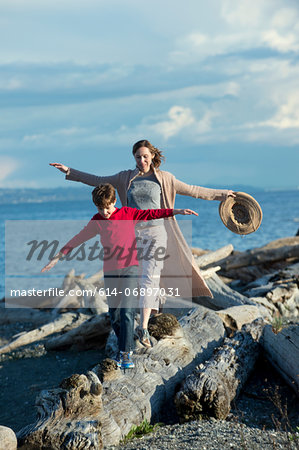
left=216, top=305, right=268, bottom=334
left=45, top=313, right=111, bottom=351
left=0, top=312, right=90, bottom=355
left=219, top=237, right=299, bottom=271
left=205, top=273, right=261, bottom=309
left=191, top=247, right=208, bottom=256
left=195, top=244, right=234, bottom=268
left=75, top=279, right=108, bottom=314
left=243, top=262, right=299, bottom=317
left=261, top=324, right=299, bottom=395
left=200, top=266, right=221, bottom=279
left=175, top=319, right=264, bottom=422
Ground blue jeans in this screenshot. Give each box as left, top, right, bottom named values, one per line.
left=104, top=265, right=138, bottom=352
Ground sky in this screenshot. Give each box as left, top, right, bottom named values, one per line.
left=0, top=0, right=299, bottom=189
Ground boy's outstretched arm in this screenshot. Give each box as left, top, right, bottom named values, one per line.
left=132, top=207, right=198, bottom=221
left=41, top=219, right=98, bottom=273
left=41, top=252, right=64, bottom=272
left=173, top=209, right=198, bottom=216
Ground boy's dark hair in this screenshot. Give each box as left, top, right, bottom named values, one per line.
left=92, top=184, right=116, bottom=208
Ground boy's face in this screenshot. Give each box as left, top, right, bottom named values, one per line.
left=97, top=200, right=117, bottom=219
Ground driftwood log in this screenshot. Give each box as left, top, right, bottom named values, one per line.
left=261, top=324, right=299, bottom=395
left=218, top=237, right=299, bottom=271
left=174, top=319, right=264, bottom=422
left=216, top=305, right=266, bottom=335
left=243, top=262, right=299, bottom=317
left=194, top=244, right=234, bottom=268
left=45, top=312, right=111, bottom=351
left=0, top=312, right=90, bottom=355
left=204, top=273, right=270, bottom=318
left=191, top=247, right=208, bottom=256
left=18, top=307, right=226, bottom=448
left=206, top=273, right=257, bottom=308
left=18, top=371, right=104, bottom=449
left=192, top=273, right=271, bottom=316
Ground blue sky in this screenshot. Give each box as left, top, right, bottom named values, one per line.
left=0, top=0, right=299, bottom=189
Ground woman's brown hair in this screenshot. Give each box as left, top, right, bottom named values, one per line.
left=132, top=140, right=165, bottom=168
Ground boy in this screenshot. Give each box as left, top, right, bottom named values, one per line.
left=42, top=183, right=197, bottom=369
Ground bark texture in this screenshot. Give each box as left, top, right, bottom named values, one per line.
left=175, top=320, right=264, bottom=422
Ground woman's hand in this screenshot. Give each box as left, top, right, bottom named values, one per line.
left=173, top=209, right=198, bottom=216
left=41, top=253, right=62, bottom=272
left=49, top=163, right=69, bottom=174
left=226, top=190, right=236, bottom=198
left=218, top=190, right=236, bottom=201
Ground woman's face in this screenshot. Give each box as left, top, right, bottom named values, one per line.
left=134, top=147, right=154, bottom=173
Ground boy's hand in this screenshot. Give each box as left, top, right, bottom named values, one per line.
left=49, top=163, right=69, bottom=174
left=41, top=253, right=62, bottom=272
left=173, top=209, right=198, bottom=216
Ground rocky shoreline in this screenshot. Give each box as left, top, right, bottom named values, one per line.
left=0, top=328, right=297, bottom=449
left=0, top=236, right=298, bottom=449
left=106, top=420, right=297, bottom=450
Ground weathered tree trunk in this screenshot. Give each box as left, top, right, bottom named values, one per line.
left=18, top=307, right=226, bottom=449
left=204, top=273, right=269, bottom=317
left=45, top=312, right=111, bottom=351
left=0, top=312, right=90, bottom=355
left=218, top=237, right=299, bottom=271
left=216, top=305, right=267, bottom=335
left=243, top=262, right=299, bottom=317
left=174, top=319, right=264, bottom=422
left=261, top=324, right=299, bottom=395
left=195, top=244, right=234, bottom=268
left=18, top=371, right=103, bottom=449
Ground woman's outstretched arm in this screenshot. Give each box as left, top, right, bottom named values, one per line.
left=49, top=163, right=122, bottom=189
left=174, top=176, right=235, bottom=201
left=50, top=163, right=69, bottom=173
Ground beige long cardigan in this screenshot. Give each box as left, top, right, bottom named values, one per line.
left=66, top=166, right=229, bottom=298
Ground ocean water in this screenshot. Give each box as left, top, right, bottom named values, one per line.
left=1, top=187, right=299, bottom=299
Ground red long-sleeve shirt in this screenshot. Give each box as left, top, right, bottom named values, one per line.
left=60, top=206, right=173, bottom=271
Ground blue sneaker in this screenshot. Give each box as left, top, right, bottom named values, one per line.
left=120, top=351, right=134, bottom=369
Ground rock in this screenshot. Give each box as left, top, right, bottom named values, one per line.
left=0, top=426, right=17, bottom=450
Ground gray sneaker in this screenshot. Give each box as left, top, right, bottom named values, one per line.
left=136, top=327, right=152, bottom=348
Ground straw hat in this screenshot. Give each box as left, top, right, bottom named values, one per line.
left=219, top=192, right=262, bottom=235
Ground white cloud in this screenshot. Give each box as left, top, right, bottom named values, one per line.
left=23, top=134, right=45, bottom=143
left=221, top=0, right=266, bottom=27
left=261, top=93, right=299, bottom=129
left=262, top=30, right=299, bottom=53
left=271, top=7, right=299, bottom=29
left=149, top=106, right=220, bottom=140
left=171, top=1, right=299, bottom=65
left=196, top=111, right=219, bottom=134
left=151, top=106, right=195, bottom=139
left=0, top=156, right=20, bottom=182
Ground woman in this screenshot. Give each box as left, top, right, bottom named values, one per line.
left=50, top=139, right=235, bottom=347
